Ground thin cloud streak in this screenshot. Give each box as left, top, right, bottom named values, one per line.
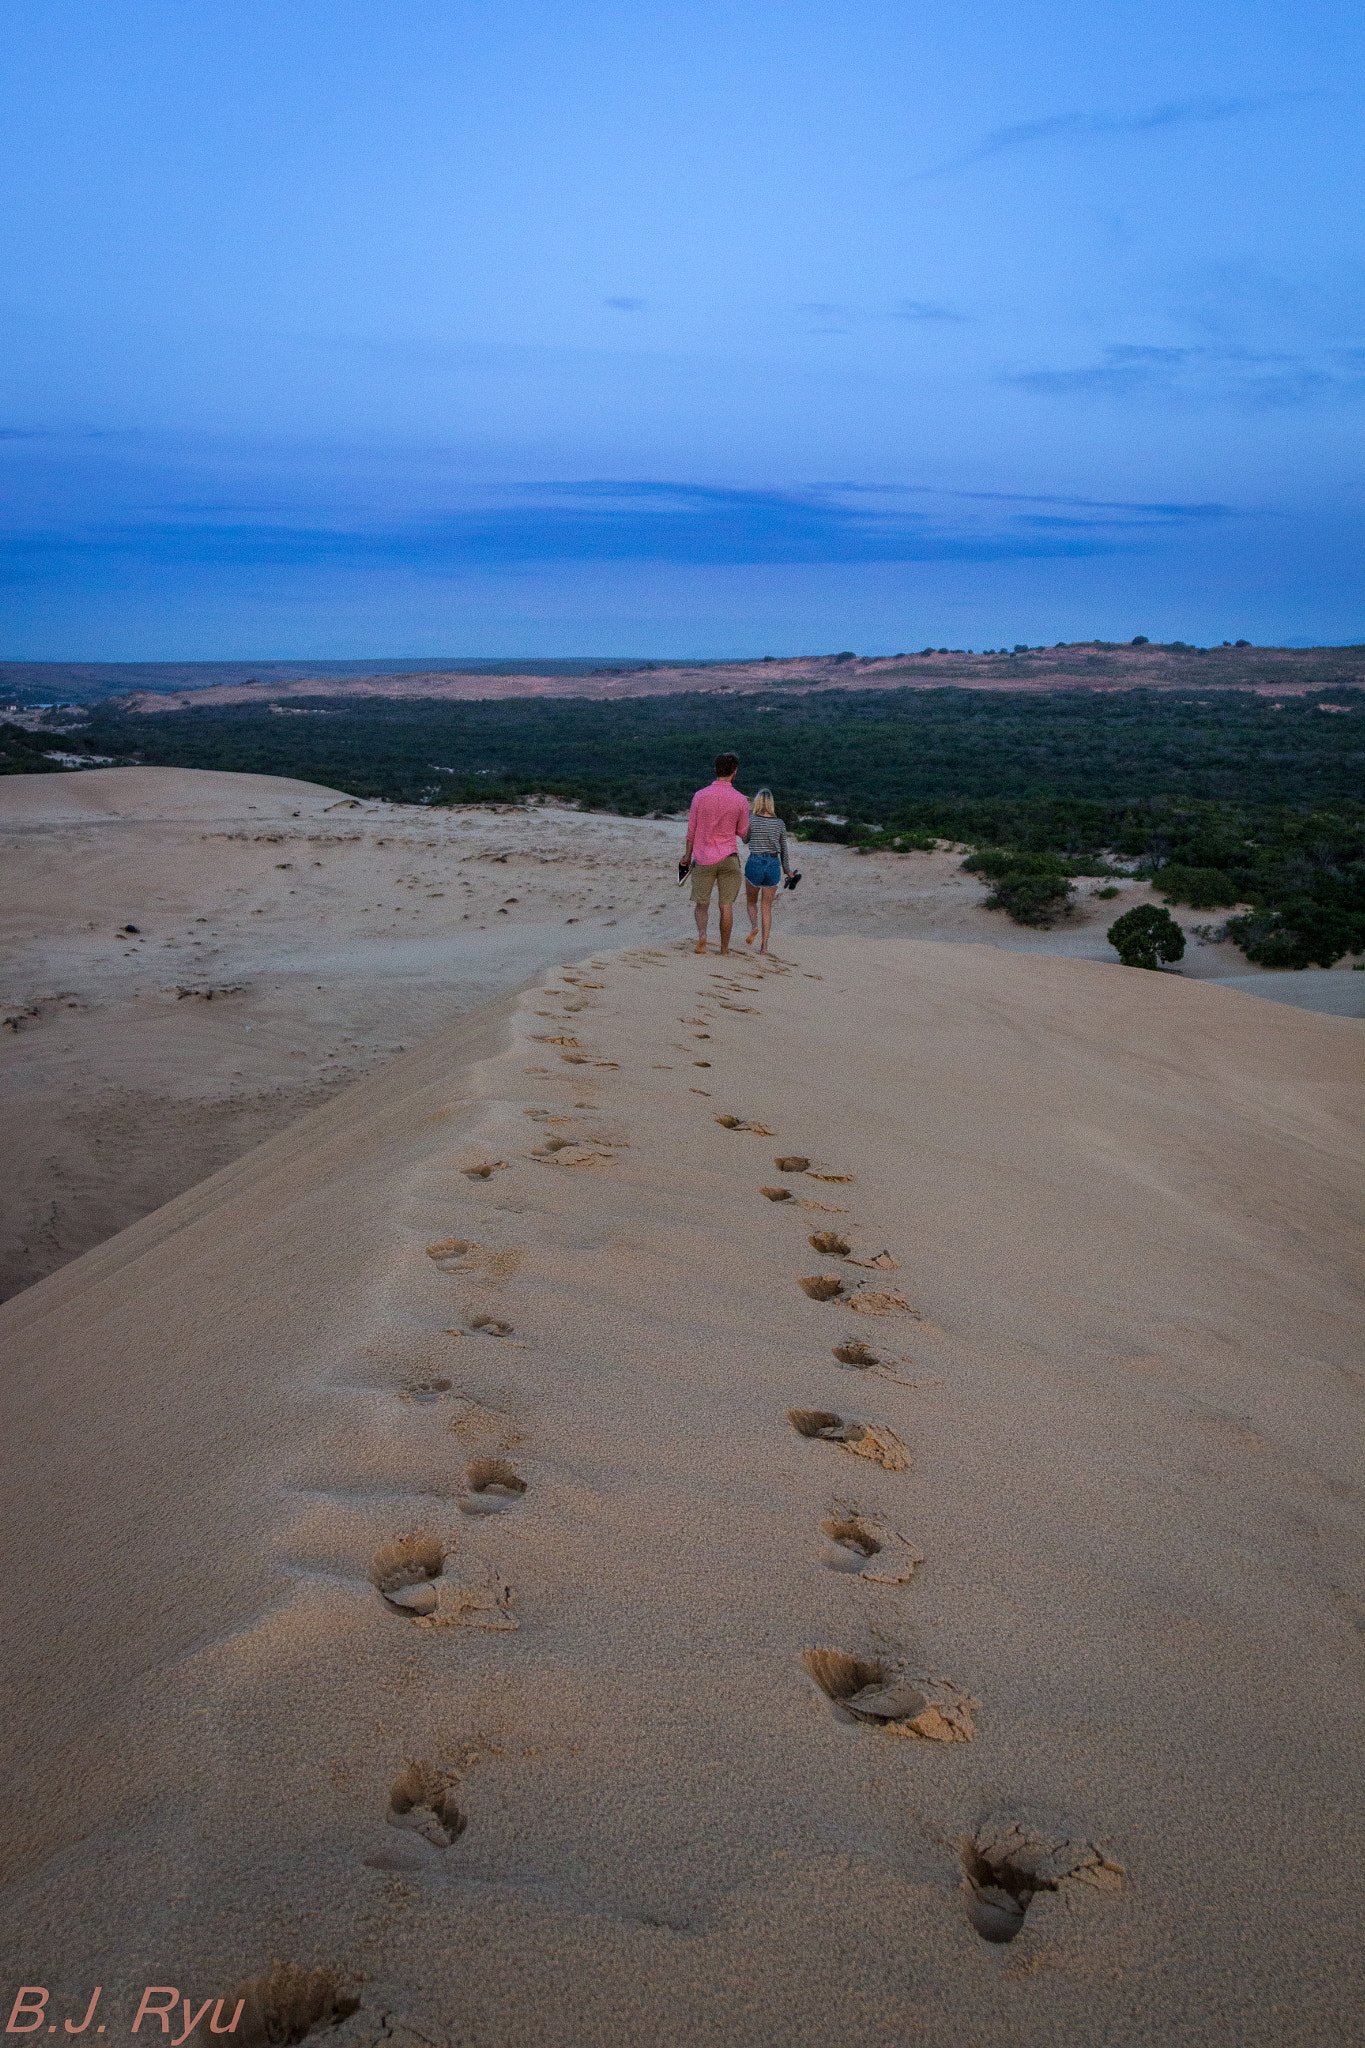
left=1, top=479, right=1233, bottom=582
left=1004, top=341, right=1365, bottom=407
left=914, top=90, right=1321, bottom=179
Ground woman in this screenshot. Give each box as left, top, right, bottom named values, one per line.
left=741, top=787, right=793, bottom=952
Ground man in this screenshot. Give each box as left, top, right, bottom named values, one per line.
left=682, top=752, right=750, bottom=955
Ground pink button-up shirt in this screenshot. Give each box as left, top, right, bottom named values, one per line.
left=687, top=779, right=750, bottom=866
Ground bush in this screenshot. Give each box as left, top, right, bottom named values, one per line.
left=985, top=874, right=1075, bottom=926
left=1225, top=903, right=1365, bottom=970
left=961, top=848, right=1068, bottom=880
left=1108, top=903, right=1186, bottom=969
left=1158, top=864, right=1242, bottom=910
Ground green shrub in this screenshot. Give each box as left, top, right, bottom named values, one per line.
left=1225, top=904, right=1365, bottom=969
left=961, top=848, right=1069, bottom=880
left=1107, top=903, right=1186, bottom=969
left=1095, top=884, right=1121, bottom=900
left=1158, top=864, right=1242, bottom=909
left=985, top=874, right=1075, bottom=926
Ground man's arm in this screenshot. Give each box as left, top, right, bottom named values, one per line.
left=683, top=790, right=699, bottom=864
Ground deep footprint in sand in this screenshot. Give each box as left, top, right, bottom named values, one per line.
left=808, top=1232, right=851, bottom=1256
left=820, top=1512, right=923, bottom=1582
left=371, top=1534, right=446, bottom=1615
left=226, top=1966, right=360, bottom=2048
left=760, top=1186, right=793, bottom=1202
left=799, top=1274, right=846, bottom=1301
left=802, top=1648, right=978, bottom=1741
left=959, top=1824, right=1124, bottom=1942
left=385, top=1760, right=468, bottom=1848
left=462, top=1161, right=510, bottom=1180
left=774, top=1155, right=810, bottom=1173
left=460, top=1457, right=527, bottom=1515
left=786, top=1409, right=910, bottom=1470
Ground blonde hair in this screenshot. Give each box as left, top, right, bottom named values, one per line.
left=752, top=787, right=776, bottom=817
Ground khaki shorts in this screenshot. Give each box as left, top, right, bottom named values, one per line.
left=690, top=854, right=742, bottom=907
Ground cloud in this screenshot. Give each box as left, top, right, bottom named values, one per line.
left=915, top=90, right=1320, bottom=179
left=2, top=478, right=1234, bottom=583
left=1004, top=342, right=1365, bottom=408
left=604, top=296, right=646, bottom=311
left=891, top=300, right=968, bottom=323
left=0, top=426, right=111, bottom=440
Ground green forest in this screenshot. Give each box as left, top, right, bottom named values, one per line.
left=10, top=682, right=1365, bottom=966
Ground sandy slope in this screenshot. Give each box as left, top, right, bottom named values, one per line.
left=6, top=767, right=1358, bottom=1303
left=1, top=935, right=1360, bottom=2046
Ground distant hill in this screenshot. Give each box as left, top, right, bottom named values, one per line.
left=4, top=640, right=1364, bottom=715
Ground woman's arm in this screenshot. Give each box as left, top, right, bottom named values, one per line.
left=778, top=823, right=790, bottom=872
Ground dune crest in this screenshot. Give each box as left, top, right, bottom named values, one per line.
left=1, top=935, right=1361, bottom=2045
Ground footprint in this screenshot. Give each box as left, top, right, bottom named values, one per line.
left=760, top=1186, right=793, bottom=1202
left=959, top=1825, right=1124, bottom=1943
left=450, top=1312, right=514, bottom=1338
left=802, top=1649, right=978, bottom=1741
left=847, top=1250, right=900, bottom=1270
left=713, top=1114, right=775, bottom=1134
left=820, top=1513, right=923, bottom=1582
left=799, top=1274, right=846, bottom=1301
left=786, top=1410, right=910, bottom=1470
left=774, top=1155, right=810, bottom=1172
left=402, top=1376, right=453, bottom=1404
left=832, top=1339, right=877, bottom=1367
left=845, top=1289, right=918, bottom=1319
left=808, top=1232, right=851, bottom=1256
left=228, top=1967, right=360, bottom=2048
left=426, top=1238, right=478, bottom=1270
left=386, top=1760, right=468, bottom=1847
left=371, top=1535, right=446, bottom=1615
left=462, top=1161, right=510, bottom=1180
left=460, top=1457, right=527, bottom=1514
left=807, top=1171, right=855, bottom=1184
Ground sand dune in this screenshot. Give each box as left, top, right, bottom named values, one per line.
left=1, top=933, right=1360, bottom=2045
left=7, top=767, right=1355, bottom=1303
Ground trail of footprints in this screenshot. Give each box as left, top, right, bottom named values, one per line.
left=269, top=948, right=1118, bottom=2021
left=715, top=1033, right=1123, bottom=1946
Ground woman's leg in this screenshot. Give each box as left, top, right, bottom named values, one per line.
left=745, top=881, right=760, bottom=942
left=760, top=885, right=776, bottom=950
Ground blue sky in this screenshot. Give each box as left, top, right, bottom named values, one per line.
left=2, top=0, right=1362, bottom=657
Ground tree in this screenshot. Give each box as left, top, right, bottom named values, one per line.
left=1107, top=903, right=1186, bottom=969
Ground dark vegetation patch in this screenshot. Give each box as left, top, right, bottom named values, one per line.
left=63, top=686, right=1365, bottom=966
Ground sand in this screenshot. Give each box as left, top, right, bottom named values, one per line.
left=6, top=767, right=1358, bottom=1302
left=102, top=639, right=1365, bottom=710
left=1, top=911, right=1362, bottom=2044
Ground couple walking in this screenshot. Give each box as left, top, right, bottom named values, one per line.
left=680, top=752, right=796, bottom=955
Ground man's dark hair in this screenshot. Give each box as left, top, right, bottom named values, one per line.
left=715, top=752, right=739, bottom=778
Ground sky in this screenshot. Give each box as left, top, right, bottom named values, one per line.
left=2, top=0, right=1363, bottom=658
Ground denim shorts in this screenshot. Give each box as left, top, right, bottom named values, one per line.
left=745, top=853, right=782, bottom=888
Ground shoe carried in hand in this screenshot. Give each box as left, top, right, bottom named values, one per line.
left=783, top=870, right=802, bottom=891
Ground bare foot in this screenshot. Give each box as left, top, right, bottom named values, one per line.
left=745, top=929, right=758, bottom=945
left=694, top=940, right=706, bottom=954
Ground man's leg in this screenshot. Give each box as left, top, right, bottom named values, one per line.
left=718, top=901, right=733, bottom=953
left=693, top=899, right=708, bottom=952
